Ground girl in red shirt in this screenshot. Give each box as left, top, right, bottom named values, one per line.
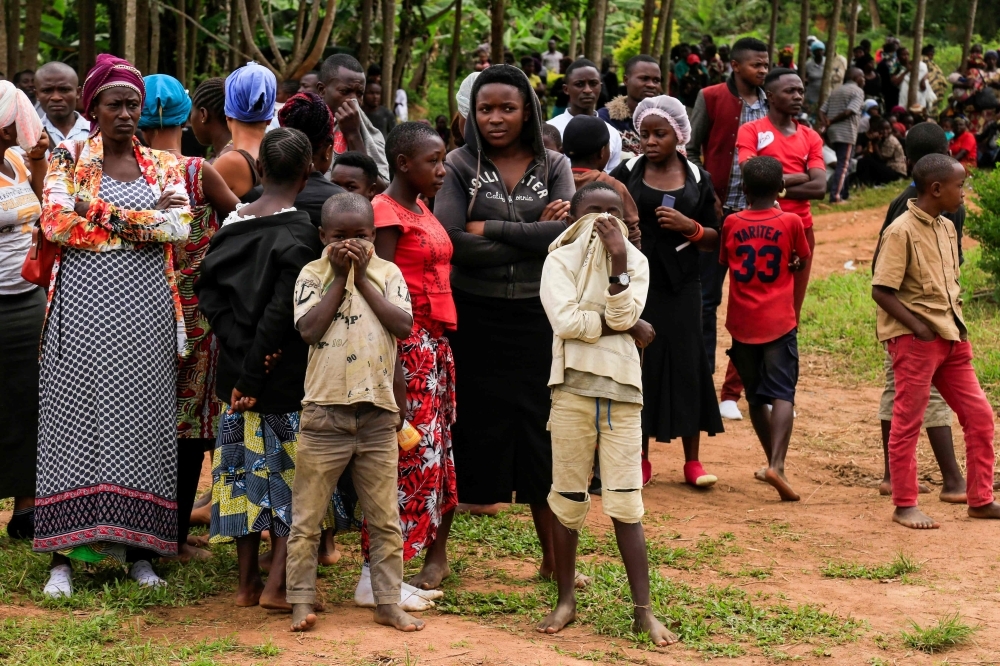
left=371, top=122, right=458, bottom=594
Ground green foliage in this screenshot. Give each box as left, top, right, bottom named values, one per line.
left=612, top=22, right=644, bottom=71
left=821, top=553, right=920, bottom=580
left=899, top=614, right=976, bottom=653
left=966, top=167, right=1000, bottom=302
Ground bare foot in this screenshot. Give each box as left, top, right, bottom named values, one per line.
left=968, top=501, right=1000, bottom=519
left=165, top=543, right=212, bottom=563
left=409, top=560, right=450, bottom=590
left=939, top=489, right=968, bottom=504
left=754, top=467, right=768, bottom=482
left=537, top=600, right=576, bottom=634
left=259, top=549, right=273, bottom=573
left=289, top=603, right=317, bottom=632
left=539, top=569, right=590, bottom=588
left=186, top=534, right=209, bottom=548
left=763, top=468, right=800, bottom=502
left=318, top=545, right=342, bottom=566
left=260, top=589, right=292, bottom=611
left=189, top=503, right=211, bottom=527
left=373, top=603, right=425, bottom=632
left=634, top=608, right=678, bottom=647
left=879, top=480, right=931, bottom=496
left=892, top=506, right=940, bottom=529
left=455, top=503, right=503, bottom=516
left=235, top=579, right=264, bottom=607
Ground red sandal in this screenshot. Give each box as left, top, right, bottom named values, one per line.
left=684, top=461, right=718, bottom=488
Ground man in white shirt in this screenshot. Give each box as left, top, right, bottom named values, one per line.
left=35, top=62, right=91, bottom=146
left=546, top=59, right=622, bottom=173
left=541, top=39, right=563, bottom=78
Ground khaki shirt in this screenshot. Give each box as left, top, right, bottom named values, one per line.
left=872, top=200, right=966, bottom=342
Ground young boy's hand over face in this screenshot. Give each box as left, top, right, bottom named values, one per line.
left=346, top=239, right=373, bottom=274
left=595, top=215, right=627, bottom=258
left=329, top=242, right=356, bottom=274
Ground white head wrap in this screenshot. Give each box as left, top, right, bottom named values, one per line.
left=456, top=72, right=481, bottom=119
left=633, top=95, right=691, bottom=147
left=0, top=81, right=43, bottom=151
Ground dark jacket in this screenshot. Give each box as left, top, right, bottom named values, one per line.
left=244, top=171, right=346, bottom=227
left=195, top=210, right=323, bottom=413
left=434, top=67, right=575, bottom=299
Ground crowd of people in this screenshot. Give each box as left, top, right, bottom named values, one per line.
left=0, top=31, right=997, bottom=647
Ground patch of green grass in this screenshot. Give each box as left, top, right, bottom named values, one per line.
left=722, top=566, right=773, bottom=580
left=820, top=553, right=920, bottom=581
left=0, top=536, right=238, bottom=612
left=799, top=247, right=1000, bottom=404
left=439, top=559, right=864, bottom=656
left=0, top=613, right=249, bottom=665
left=899, top=613, right=976, bottom=653
left=811, top=185, right=900, bottom=215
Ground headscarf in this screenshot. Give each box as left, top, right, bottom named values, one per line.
left=863, top=99, right=879, bottom=113
left=633, top=95, right=691, bottom=147
left=810, top=40, right=826, bottom=52
left=82, top=54, right=145, bottom=121
left=139, top=74, right=192, bottom=130
left=0, top=81, right=42, bottom=151
left=986, top=50, right=998, bottom=62
left=456, top=72, right=480, bottom=119
left=224, top=62, right=277, bottom=123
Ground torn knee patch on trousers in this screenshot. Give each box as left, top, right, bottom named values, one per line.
left=601, top=486, right=644, bottom=524
left=547, top=488, right=590, bottom=531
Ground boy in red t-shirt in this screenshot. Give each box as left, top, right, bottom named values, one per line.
left=719, top=156, right=811, bottom=502
left=948, top=116, right=977, bottom=170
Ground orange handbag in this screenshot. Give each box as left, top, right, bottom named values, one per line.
left=21, top=222, right=60, bottom=288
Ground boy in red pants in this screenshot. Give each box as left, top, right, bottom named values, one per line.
left=872, top=153, right=1000, bottom=529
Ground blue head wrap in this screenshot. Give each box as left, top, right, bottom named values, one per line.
left=225, top=62, right=277, bottom=123
left=139, top=74, right=192, bottom=129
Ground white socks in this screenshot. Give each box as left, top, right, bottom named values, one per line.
left=353, top=564, right=442, bottom=611
left=129, top=560, right=166, bottom=588
left=719, top=400, right=744, bottom=420
left=43, top=564, right=73, bottom=598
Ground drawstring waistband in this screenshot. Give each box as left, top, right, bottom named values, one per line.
left=594, top=398, right=614, bottom=432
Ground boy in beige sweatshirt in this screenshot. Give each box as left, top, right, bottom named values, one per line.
left=536, top=183, right=675, bottom=646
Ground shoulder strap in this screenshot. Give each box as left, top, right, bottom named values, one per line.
left=235, top=148, right=261, bottom=187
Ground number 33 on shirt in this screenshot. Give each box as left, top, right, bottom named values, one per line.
left=720, top=208, right=812, bottom=345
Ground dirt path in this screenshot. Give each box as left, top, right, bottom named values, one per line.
left=5, top=204, right=999, bottom=665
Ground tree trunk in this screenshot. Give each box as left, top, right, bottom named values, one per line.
left=489, top=0, right=504, bottom=66
left=6, top=0, right=18, bottom=78
left=652, top=0, right=670, bottom=59
left=585, top=0, right=607, bottom=63
left=0, top=0, right=7, bottom=79
left=767, top=0, right=779, bottom=64
left=78, top=0, right=96, bottom=78
left=447, top=0, right=461, bottom=118
left=569, top=14, right=579, bottom=60
left=381, top=0, right=395, bottom=106
left=640, top=0, right=655, bottom=54
left=392, top=0, right=413, bottom=94
left=229, top=0, right=241, bottom=71
left=176, top=0, right=186, bottom=85
left=135, top=0, right=150, bottom=72
left=21, top=0, right=42, bottom=71
left=907, top=0, right=926, bottom=107
left=818, top=0, right=842, bottom=109
left=659, top=0, right=675, bottom=80
left=866, top=0, right=880, bottom=30
left=150, top=0, right=161, bottom=73
left=123, top=0, right=137, bottom=64
left=359, top=0, right=373, bottom=70
left=846, top=0, right=859, bottom=60
left=797, top=0, right=809, bottom=75
left=187, top=0, right=201, bottom=86
left=961, top=0, right=977, bottom=74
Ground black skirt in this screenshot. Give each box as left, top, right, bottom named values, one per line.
left=448, top=290, right=553, bottom=505
left=0, top=287, right=45, bottom=498
left=641, top=280, right=724, bottom=442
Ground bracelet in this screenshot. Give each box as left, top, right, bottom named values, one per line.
left=683, top=222, right=705, bottom=243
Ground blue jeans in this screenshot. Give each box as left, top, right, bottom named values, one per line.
left=829, top=142, right=854, bottom=202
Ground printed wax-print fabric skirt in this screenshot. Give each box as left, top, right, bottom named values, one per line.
left=33, top=247, right=179, bottom=556
left=361, top=328, right=458, bottom=562
left=641, top=280, right=723, bottom=441
left=209, top=410, right=299, bottom=542
left=449, top=291, right=553, bottom=505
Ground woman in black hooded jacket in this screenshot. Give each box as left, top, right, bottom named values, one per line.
left=434, top=65, right=574, bottom=581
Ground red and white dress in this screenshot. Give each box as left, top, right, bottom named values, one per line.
left=362, top=194, right=458, bottom=561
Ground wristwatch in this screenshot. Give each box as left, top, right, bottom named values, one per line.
left=609, top=272, right=630, bottom=286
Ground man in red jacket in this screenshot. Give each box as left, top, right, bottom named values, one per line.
left=687, top=37, right=770, bottom=421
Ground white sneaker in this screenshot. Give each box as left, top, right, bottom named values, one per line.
left=353, top=564, right=436, bottom=611
left=43, top=564, right=73, bottom=598
left=719, top=400, right=743, bottom=420
left=129, top=560, right=166, bottom=588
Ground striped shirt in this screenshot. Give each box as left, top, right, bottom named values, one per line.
left=821, top=82, right=864, bottom=145
left=723, top=89, right=768, bottom=212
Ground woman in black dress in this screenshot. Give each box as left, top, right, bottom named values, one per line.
left=612, top=95, right=723, bottom=488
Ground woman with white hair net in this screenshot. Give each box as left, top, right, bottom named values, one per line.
left=448, top=72, right=480, bottom=150
left=610, top=95, right=724, bottom=490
